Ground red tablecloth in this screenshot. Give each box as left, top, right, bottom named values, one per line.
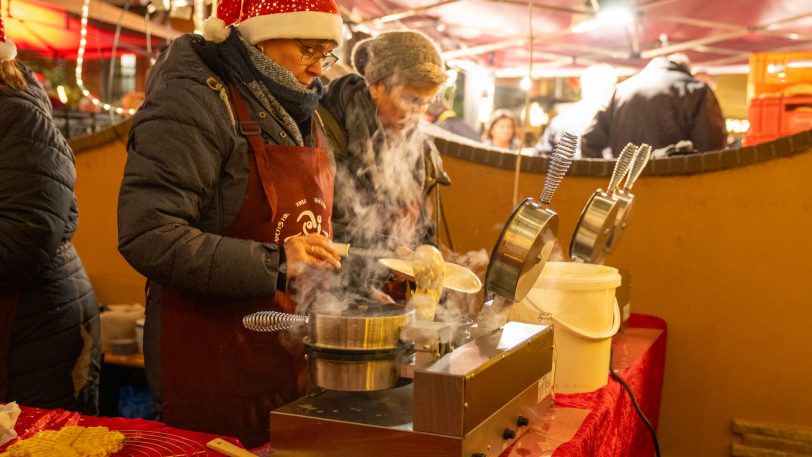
left=0, top=406, right=245, bottom=456
left=506, top=314, right=667, bottom=457
left=2, top=314, right=665, bottom=457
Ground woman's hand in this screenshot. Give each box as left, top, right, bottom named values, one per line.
left=284, top=234, right=341, bottom=278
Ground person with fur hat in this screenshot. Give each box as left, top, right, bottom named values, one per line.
left=117, top=0, right=344, bottom=446
left=1, top=18, right=101, bottom=415
left=318, top=31, right=451, bottom=301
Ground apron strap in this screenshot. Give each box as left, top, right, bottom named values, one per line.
left=228, top=85, right=266, bottom=158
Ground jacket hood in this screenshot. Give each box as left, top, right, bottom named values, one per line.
left=0, top=63, right=52, bottom=115
left=144, top=34, right=216, bottom=96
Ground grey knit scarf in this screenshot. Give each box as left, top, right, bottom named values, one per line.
left=217, top=29, right=323, bottom=145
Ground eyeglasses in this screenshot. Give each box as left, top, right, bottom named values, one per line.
left=399, top=94, right=435, bottom=111
left=295, top=40, right=339, bottom=71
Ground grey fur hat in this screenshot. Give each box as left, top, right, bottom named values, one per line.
left=351, top=31, right=446, bottom=86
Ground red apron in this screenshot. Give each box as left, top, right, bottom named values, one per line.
left=0, top=293, right=19, bottom=400
left=158, top=86, right=333, bottom=448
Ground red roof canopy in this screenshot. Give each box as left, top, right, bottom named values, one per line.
left=5, top=0, right=163, bottom=60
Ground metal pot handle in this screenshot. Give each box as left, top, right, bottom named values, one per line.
left=622, top=144, right=652, bottom=192
left=540, top=132, right=576, bottom=206
left=608, top=143, right=638, bottom=194
left=243, top=311, right=309, bottom=332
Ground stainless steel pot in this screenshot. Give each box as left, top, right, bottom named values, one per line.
left=605, top=144, right=652, bottom=252
left=309, top=303, right=413, bottom=350
left=485, top=199, right=559, bottom=302
left=305, top=343, right=407, bottom=391
left=569, top=191, right=620, bottom=264
left=569, top=143, right=637, bottom=264
left=485, top=133, right=576, bottom=302
left=243, top=301, right=414, bottom=392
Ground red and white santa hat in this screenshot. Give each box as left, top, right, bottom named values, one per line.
left=0, top=4, right=17, bottom=62
left=203, top=0, right=343, bottom=46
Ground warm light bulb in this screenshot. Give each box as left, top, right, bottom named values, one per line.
left=520, top=76, right=532, bottom=91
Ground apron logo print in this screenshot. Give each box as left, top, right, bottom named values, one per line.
left=282, top=210, right=329, bottom=243
left=275, top=213, right=290, bottom=244
left=297, top=210, right=328, bottom=238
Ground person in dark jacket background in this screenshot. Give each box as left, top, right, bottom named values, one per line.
left=0, top=23, right=100, bottom=415
left=580, top=53, right=727, bottom=158
left=424, top=98, right=481, bottom=142
left=117, top=0, right=342, bottom=447
left=318, top=30, right=450, bottom=301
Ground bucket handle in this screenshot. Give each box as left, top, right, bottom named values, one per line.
left=549, top=298, right=621, bottom=340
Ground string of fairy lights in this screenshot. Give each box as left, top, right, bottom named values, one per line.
left=75, top=0, right=137, bottom=115
left=74, top=0, right=207, bottom=116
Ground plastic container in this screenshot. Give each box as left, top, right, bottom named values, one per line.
left=745, top=95, right=812, bottom=144
left=509, top=262, right=621, bottom=394
left=748, top=52, right=812, bottom=99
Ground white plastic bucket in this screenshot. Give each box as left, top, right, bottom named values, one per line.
left=509, top=261, right=621, bottom=394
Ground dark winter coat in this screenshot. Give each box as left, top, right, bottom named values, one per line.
left=117, top=34, right=323, bottom=403
left=581, top=58, right=727, bottom=158
left=0, top=63, right=100, bottom=414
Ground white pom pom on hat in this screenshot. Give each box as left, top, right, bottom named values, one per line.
left=201, top=15, right=230, bottom=43
left=203, top=0, right=344, bottom=45
left=0, top=12, right=17, bottom=62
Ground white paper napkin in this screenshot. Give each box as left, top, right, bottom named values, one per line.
left=0, top=402, right=21, bottom=447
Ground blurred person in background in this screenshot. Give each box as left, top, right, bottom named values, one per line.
left=537, top=64, right=617, bottom=158
left=318, top=30, right=450, bottom=301
left=484, top=109, right=521, bottom=149
left=424, top=97, right=480, bottom=141
left=581, top=53, right=726, bottom=157
left=116, top=0, right=343, bottom=446
left=0, top=20, right=100, bottom=415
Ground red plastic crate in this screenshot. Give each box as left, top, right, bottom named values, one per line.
left=747, top=95, right=812, bottom=140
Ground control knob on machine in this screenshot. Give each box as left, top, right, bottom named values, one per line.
left=517, top=415, right=530, bottom=427
left=470, top=454, right=487, bottom=457
left=503, top=428, right=516, bottom=440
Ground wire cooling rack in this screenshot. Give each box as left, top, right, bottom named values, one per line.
left=114, top=430, right=207, bottom=456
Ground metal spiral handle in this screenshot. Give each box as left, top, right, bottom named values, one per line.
left=243, top=311, right=309, bottom=332
left=622, top=143, right=652, bottom=192
left=608, top=143, right=638, bottom=194
left=540, top=132, right=576, bottom=206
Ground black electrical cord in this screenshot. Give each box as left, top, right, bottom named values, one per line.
left=610, top=348, right=661, bottom=457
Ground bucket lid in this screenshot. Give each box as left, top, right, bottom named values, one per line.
left=535, top=261, right=621, bottom=290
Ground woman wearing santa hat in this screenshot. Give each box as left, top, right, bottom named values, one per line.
left=0, top=16, right=101, bottom=415
left=117, top=0, right=344, bottom=446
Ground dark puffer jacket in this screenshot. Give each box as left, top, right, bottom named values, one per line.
left=581, top=57, right=727, bottom=158
left=0, top=63, right=100, bottom=414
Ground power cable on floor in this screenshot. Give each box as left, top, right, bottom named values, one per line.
left=610, top=348, right=661, bottom=457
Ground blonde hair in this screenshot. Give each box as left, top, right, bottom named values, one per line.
left=0, top=60, right=27, bottom=91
